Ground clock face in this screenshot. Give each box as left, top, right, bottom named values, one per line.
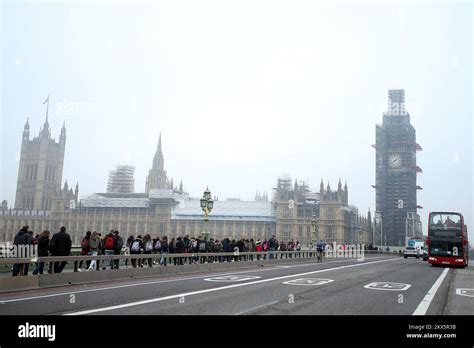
left=388, top=154, right=402, bottom=168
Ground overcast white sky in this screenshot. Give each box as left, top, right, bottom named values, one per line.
left=1, top=0, right=472, bottom=240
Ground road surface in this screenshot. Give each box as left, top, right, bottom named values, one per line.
left=0, top=255, right=471, bottom=315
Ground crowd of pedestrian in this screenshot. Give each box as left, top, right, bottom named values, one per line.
left=106, top=233, right=302, bottom=268
left=10, top=226, right=307, bottom=275
left=11, top=225, right=72, bottom=276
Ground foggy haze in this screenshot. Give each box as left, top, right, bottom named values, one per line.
left=1, top=1, right=472, bottom=240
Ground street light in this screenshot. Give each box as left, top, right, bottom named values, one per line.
left=311, top=214, right=319, bottom=247
left=201, top=186, right=214, bottom=241
left=375, top=212, right=383, bottom=247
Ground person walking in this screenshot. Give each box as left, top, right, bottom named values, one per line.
left=112, top=230, right=123, bottom=269
left=249, top=238, right=256, bottom=261
left=183, top=235, right=191, bottom=264
left=32, top=230, right=50, bottom=275
left=77, top=231, right=91, bottom=271
left=11, top=226, right=33, bottom=276
left=222, top=238, right=231, bottom=262
left=153, top=236, right=162, bottom=265
left=129, top=235, right=144, bottom=268
left=160, top=236, right=168, bottom=266
left=103, top=232, right=116, bottom=270
left=296, top=240, right=301, bottom=257
left=125, top=235, right=134, bottom=267
left=198, top=237, right=207, bottom=264
left=142, top=234, right=154, bottom=267
left=190, top=237, right=199, bottom=264
left=236, top=238, right=245, bottom=261
left=268, top=235, right=277, bottom=259
left=49, top=226, right=72, bottom=274
left=262, top=239, right=268, bottom=259
left=87, top=232, right=102, bottom=271
left=214, top=239, right=223, bottom=262
left=175, top=237, right=185, bottom=265
left=279, top=240, right=287, bottom=258
left=256, top=239, right=263, bottom=260
left=169, top=237, right=176, bottom=265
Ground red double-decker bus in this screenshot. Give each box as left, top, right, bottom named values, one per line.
left=427, top=212, right=469, bottom=267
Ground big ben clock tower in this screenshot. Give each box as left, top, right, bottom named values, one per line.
left=373, top=90, right=423, bottom=246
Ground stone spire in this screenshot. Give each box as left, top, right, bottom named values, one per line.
left=145, top=132, right=168, bottom=193
left=40, top=95, right=51, bottom=138
left=59, top=121, right=66, bottom=144
left=23, top=118, right=30, bottom=142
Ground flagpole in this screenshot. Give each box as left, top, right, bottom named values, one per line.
left=43, top=94, right=50, bottom=120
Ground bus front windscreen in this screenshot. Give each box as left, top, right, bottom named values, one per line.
left=429, top=239, right=463, bottom=257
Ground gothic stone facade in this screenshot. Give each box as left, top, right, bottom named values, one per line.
left=1, top=115, right=372, bottom=247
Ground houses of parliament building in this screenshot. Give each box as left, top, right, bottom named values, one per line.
left=0, top=111, right=374, bottom=247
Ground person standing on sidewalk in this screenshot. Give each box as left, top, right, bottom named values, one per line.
left=142, top=234, right=154, bottom=267
left=112, top=230, right=123, bottom=269
left=103, top=232, right=116, bottom=270
left=77, top=231, right=91, bottom=271
left=125, top=235, right=134, bottom=267
left=267, top=235, right=277, bottom=260
left=87, top=232, right=102, bottom=271
left=48, top=226, right=72, bottom=274
left=11, top=226, right=33, bottom=276
left=32, top=230, right=50, bottom=275
left=160, top=236, right=169, bottom=266
left=129, top=235, right=144, bottom=268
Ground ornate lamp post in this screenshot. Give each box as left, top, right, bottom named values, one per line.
left=200, top=186, right=214, bottom=241
left=311, top=214, right=319, bottom=248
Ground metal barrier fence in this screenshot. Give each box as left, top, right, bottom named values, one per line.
left=0, top=249, right=401, bottom=275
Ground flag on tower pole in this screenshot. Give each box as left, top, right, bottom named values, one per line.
left=43, top=94, right=50, bottom=119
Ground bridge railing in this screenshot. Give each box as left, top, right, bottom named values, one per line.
left=0, top=249, right=400, bottom=275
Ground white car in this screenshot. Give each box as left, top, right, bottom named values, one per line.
left=403, top=246, right=419, bottom=259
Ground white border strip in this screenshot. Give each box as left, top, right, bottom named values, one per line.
left=412, top=268, right=449, bottom=315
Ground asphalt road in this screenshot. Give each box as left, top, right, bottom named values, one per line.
left=0, top=255, right=471, bottom=315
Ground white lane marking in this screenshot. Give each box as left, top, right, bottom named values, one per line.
left=455, top=288, right=474, bottom=298
left=204, top=275, right=261, bottom=282
left=283, top=278, right=333, bottom=286
left=364, top=282, right=411, bottom=291
left=65, top=257, right=400, bottom=315
left=0, top=256, right=387, bottom=304
left=234, top=300, right=279, bottom=315
left=412, top=268, right=449, bottom=315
